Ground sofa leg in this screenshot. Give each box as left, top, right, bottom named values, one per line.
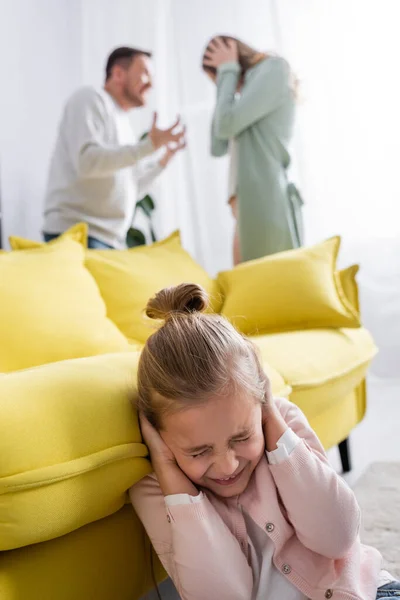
left=338, top=437, right=352, bottom=473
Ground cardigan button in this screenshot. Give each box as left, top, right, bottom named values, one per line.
left=265, top=522, right=275, bottom=533
left=325, top=590, right=333, bottom=599
left=282, top=564, right=292, bottom=575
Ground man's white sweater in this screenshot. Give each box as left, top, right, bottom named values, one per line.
left=43, top=86, right=162, bottom=248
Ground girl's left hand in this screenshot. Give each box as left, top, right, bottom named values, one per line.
left=261, top=377, right=276, bottom=424
left=261, top=379, right=288, bottom=452
left=203, top=37, right=238, bottom=69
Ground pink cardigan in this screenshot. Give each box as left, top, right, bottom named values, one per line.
left=130, top=398, right=382, bottom=600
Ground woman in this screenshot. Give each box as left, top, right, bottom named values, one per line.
left=203, top=36, right=304, bottom=264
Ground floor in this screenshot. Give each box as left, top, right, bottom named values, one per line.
left=143, top=376, right=400, bottom=599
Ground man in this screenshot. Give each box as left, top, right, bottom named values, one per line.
left=43, top=47, right=185, bottom=249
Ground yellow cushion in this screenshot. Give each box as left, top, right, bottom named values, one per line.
left=252, top=327, right=377, bottom=423
left=218, top=237, right=360, bottom=335
left=338, top=264, right=360, bottom=313
left=84, top=231, right=223, bottom=343
left=9, top=222, right=88, bottom=249
left=0, top=505, right=165, bottom=600
left=0, top=352, right=150, bottom=551
left=0, top=239, right=129, bottom=372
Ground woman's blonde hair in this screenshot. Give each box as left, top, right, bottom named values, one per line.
left=136, top=283, right=269, bottom=429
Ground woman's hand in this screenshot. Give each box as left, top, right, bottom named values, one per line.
left=203, top=37, right=238, bottom=70
left=140, top=413, right=199, bottom=497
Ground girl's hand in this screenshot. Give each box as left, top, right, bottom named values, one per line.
left=139, top=413, right=176, bottom=467
left=261, top=380, right=288, bottom=452
left=261, top=377, right=276, bottom=424
left=140, top=413, right=199, bottom=497
left=203, top=38, right=238, bottom=70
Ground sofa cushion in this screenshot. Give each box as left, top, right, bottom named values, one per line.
left=9, top=222, right=88, bottom=249
left=218, top=237, right=360, bottom=335
left=0, top=239, right=129, bottom=372
left=338, top=264, right=360, bottom=312
left=0, top=505, right=165, bottom=600
left=0, top=353, right=149, bottom=551
left=252, top=327, right=377, bottom=419
left=84, top=231, right=223, bottom=343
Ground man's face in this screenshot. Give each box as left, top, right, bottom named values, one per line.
left=122, top=55, right=153, bottom=107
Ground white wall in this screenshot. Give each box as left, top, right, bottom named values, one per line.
left=0, top=0, right=83, bottom=245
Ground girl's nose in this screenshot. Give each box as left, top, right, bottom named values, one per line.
left=214, top=450, right=240, bottom=478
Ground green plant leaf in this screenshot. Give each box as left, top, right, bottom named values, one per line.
left=136, top=195, right=155, bottom=218
left=126, top=227, right=146, bottom=248
left=126, top=130, right=157, bottom=248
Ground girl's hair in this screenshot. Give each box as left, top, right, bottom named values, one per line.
left=202, top=35, right=299, bottom=99
left=136, top=283, right=269, bottom=429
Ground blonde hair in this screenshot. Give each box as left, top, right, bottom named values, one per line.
left=136, top=283, right=269, bottom=429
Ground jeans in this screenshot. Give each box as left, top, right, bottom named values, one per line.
left=377, top=580, right=400, bottom=598
left=43, top=232, right=114, bottom=249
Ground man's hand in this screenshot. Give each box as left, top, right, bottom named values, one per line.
left=203, top=37, right=239, bottom=70
left=159, top=137, right=186, bottom=168
left=149, top=113, right=186, bottom=151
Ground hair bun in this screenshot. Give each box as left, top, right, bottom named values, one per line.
left=146, top=283, right=209, bottom=321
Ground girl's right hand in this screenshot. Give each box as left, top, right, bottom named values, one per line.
left=139, top=413, right=176, bottom=467
left=140, top=413, right=200, bottom=497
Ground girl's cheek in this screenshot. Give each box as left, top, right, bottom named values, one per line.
left=191, top=460, right=210, bottom=480
left=243, top=436, right=265, bottom=461
left=180, top=457, right=210, bottom=482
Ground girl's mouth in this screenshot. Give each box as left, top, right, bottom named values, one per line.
left=211, top=468, right=244, bottom=486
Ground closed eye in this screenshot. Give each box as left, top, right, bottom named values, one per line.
left=191, top=448, right=210, bottom=459
left=233, top=436, right=251, bottom=443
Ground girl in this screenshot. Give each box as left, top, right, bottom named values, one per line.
left=202, top=36, right=304, bottom=265
left=130, top=283, right=399, bottom=599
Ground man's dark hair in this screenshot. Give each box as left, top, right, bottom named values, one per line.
left=105, top=46, right=152, bottom=81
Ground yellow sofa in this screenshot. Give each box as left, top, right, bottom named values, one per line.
left=0, top=231, right=377, bottom=599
